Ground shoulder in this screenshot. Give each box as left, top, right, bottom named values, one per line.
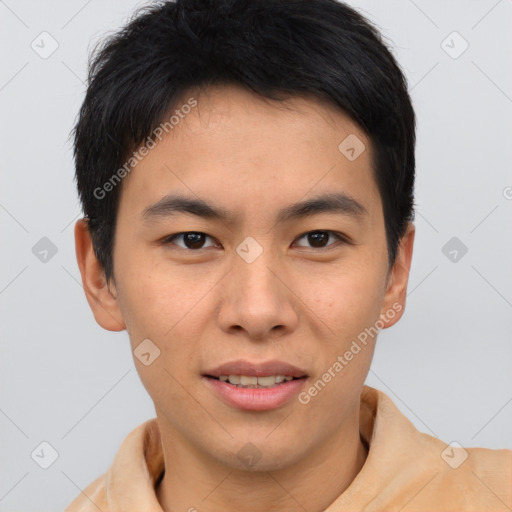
left=64, top=418, right=161, bottom=512
left=64, top=473, right=108, bottom=512
left=432, top=445, right=512, bottom=508
left=358, top=386, right=512, bottom=511
left=396, top=428, right=512, bottom=510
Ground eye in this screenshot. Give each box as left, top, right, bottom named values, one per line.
left=293, top=230, right=347, bottom=249
left=162, top=232, right=218, bottom=250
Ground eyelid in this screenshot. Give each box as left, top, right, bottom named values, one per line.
left=162, top=232, right=219, bottom=250
left=293, top=230, right=350, bottom=249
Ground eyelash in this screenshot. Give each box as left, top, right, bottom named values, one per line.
left=161, top=230, right=350, bottom=251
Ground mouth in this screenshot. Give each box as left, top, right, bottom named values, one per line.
left=201, top=360, right=309, bottom=411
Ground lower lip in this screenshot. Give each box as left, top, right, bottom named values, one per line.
left=203, top=377, right=307, bottom=411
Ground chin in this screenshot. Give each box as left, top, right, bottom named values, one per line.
left=210, top=435, right=306, bottom=473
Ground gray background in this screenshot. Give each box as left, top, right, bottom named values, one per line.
left=1, top=0, right=511, bottom=510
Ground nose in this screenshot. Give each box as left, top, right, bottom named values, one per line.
left=216, top=246, right=299, bottom=341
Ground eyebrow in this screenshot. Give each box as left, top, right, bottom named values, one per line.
left=142, top=192, right=368, bottom=226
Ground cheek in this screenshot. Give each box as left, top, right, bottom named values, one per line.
left=115, top=272, right=202, bottom=404
left=298, top=255, right=386, bottom=341
left=294, top=261, right=385, bottom=420
left=115, top=260, right=216, bottom=376
left=115, top=251, right=197, bottom=336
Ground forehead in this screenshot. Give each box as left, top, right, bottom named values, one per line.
left=117, top=83, right=380, bottom=223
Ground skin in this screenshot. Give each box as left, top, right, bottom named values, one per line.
left=75, top=83, right=415, bottom=512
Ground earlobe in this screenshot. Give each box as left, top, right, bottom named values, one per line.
left=74, top=219, right=126, bottom=332
left=380, top=222, right=415, bottom=329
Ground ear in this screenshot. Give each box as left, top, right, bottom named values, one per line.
left=74, top=218, right=126, bottom=331
left=379, top=222, right=415, bottom=329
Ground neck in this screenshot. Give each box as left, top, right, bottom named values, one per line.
left=155, top=408, right=368, bottom=512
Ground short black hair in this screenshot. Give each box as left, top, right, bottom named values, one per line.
left=73, top=0, right=415, bottom=283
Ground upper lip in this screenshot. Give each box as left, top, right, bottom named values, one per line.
left=203, top=360, right=308, bottom=378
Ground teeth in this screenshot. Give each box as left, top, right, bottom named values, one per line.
left=257, top=375, right=278, bottom=386
left=217, top=375, right=296, bottom=388
left=228, top=375, right=241, bottom=385
left=240, top=375, right=258, bottom=386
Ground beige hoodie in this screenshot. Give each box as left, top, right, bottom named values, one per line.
left=65, top=385, right=512, bottom=511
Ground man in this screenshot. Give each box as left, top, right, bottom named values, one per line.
left=66, top=0, right=511, bottom=510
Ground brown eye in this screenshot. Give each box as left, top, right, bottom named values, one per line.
left=163, top=232, right=217, bottom=250
left=294, top=230, right=345, bottom=249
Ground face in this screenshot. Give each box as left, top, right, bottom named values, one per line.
left=76, top=83, right=414, bottom=471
